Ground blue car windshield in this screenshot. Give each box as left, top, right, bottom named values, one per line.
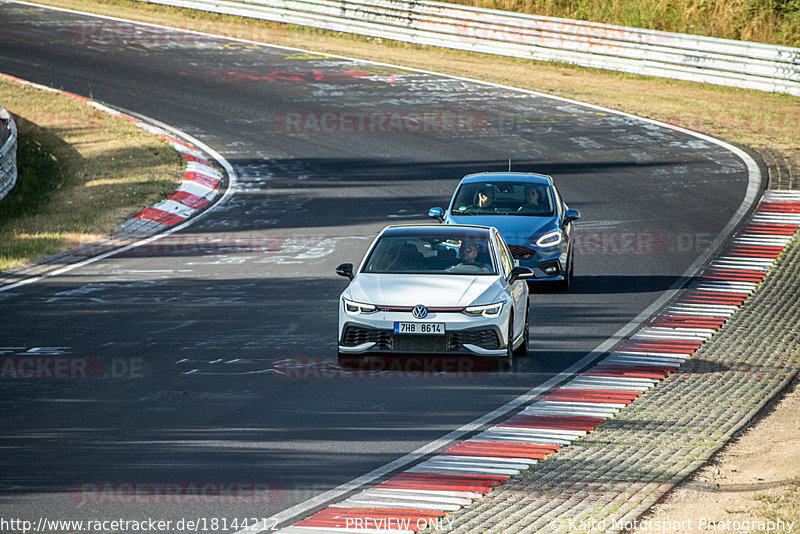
left=363, top=234, right=497, bottom=275
left=451, top=181, right=554, bottom=216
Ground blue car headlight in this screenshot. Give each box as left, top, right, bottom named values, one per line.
left=535, top=230, right=563, bottom=248
left=343, top=298, right=377, bottom=315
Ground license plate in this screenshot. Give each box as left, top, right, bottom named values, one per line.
left=394, top=322, right=445, bottom=335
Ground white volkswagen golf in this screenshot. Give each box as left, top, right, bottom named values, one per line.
left=336, top=225, right=533, bottom=368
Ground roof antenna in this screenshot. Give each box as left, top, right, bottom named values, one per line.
left=508, top=158, right=512, bottom=172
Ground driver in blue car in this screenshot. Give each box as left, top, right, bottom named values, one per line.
left=474, top=184, right=495, bottom=210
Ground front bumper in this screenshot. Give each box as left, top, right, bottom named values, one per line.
left=338, top=316, right=508, bottom=357
left=509, top=245, right=568, bottom=281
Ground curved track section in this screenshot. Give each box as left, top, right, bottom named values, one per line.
left=0, top=2, right=758, bottom=527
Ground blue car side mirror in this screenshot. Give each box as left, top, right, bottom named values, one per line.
left=564, top=208, right=581, bottom=224
left=428, top=207, right=444, bottom=222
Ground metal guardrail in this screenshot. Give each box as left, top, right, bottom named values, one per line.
left=0, top=105, right=18, bottom=202
left=137, top=0, right=800, bottom=95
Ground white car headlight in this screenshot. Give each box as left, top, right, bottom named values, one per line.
left=343, top=298, right=377, bottom=315
left=535, top=230, right=563, bottom=248
left=463, top=302, right=504, bottom=318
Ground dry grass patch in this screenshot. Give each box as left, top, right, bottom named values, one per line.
left=0, top=77, right=183, bottom=270
left=753, top=480, right=800, bottom=530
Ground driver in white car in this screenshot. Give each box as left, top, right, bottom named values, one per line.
left=455, top=242, right=491, bottom=272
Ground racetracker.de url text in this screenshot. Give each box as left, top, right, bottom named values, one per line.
left=0, top=517, right=280, bottom=533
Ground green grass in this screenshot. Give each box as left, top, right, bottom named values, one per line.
left=1, top=134, right=65, bottom=219
left=0, top=77, right=183, bottom=270
left=452, top=0, right=800, bottom=46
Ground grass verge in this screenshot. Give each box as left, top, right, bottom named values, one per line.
left=0, top=77, right=183, bottom=271
left=451, top=0, right=800, bottom=47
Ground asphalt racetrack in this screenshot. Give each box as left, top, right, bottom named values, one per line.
left=0, top=2, right=757, bottom=528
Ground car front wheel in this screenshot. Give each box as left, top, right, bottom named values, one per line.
left=513, top=308, right=529, bottom=357
left=555, top=252, right=574, bottom=291
left=496, top=317, right=515, bottom=371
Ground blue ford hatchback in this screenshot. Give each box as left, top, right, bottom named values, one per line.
left=429, top=172, right=580, bottom=290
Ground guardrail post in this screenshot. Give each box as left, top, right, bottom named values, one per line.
left=0, top=105, right=19, bottom=202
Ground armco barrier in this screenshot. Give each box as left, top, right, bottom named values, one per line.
left=0, top=105, right=18, bottom=202
left=135, top=0, right=800, bottom=95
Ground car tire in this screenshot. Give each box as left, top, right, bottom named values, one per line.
left=513, top=308, right=529, bottom=357
left=337, top=351, right=363, bottom=369
left=555, top=252, right=574, bottom=292
left=495, top=317, right=514, bottom=371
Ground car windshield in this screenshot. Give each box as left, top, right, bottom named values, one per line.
left=362, top=232, right=497, bottom=275
left=450, top=181, right=554, bottom=216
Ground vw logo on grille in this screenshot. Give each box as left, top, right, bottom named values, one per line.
left=411, top=305, right=428, bottom=319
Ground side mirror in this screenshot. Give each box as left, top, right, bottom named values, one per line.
left=428, top=207, right=444, bottom=222
left=564, top=208, right=581, bottom=224
left=509, top=266, right=535, bottom=283
left=335, top=263, right=354, bottom=280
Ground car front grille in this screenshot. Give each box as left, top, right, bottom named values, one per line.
left=507, top=245, right=536, bottom=258
left=341, top=325, right=500, bottom=352
left=341, top=325, right=392, bottom=350
left=448, top=328, right=500, bottom=350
